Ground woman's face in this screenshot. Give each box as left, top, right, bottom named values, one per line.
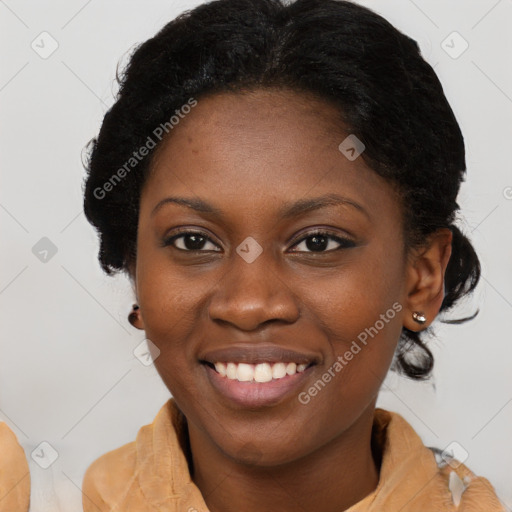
left=134, top=88, right=417, bottom=465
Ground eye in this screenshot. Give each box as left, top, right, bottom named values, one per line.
left=162, top=230, right=221, bottom=252
left=289, top=230, right=356, bottom=253
left=162, top=229, right=355, bottom=253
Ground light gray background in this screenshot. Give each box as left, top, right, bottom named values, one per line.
left=1, top=0, right=511, bottom=510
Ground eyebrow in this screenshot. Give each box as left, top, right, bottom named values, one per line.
left=151, top=193, right=369, bottom=220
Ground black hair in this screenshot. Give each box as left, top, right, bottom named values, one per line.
left=82, top=0, right=481, bottom=380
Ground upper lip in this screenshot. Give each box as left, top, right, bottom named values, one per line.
left=200, top=344, right=320, bottom=365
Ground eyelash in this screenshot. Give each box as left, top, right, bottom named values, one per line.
left=161, top=229, right=356, bottom=253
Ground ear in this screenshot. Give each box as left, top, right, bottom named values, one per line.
left=129, top=305, right=146, bottom=330
left=128, top=299, right=145, bottom=330
left=127, top=263, right=145, bottom=330
left=403, top=228, right=453, bottom=332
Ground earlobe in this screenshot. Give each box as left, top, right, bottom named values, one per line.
left=127, top=264, right=144, bottom=330
left=403, top=228, right=453, bottom=331
left=128, top=304, right=145, bottom=330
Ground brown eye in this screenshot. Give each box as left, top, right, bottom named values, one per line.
left=290, top=230, right=356, bottom=253
left=162, top=231, right=221, bottom=252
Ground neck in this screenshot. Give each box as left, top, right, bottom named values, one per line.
left=187, top=405, right=380, bottom=512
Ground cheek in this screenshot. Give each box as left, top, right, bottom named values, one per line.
left=307, top=251, right=404, bottom=334
left=136, top=245, right=211, bottom=331
left=137, top=271, right=203, bottom=401
left=303, top=252, right=405, bottom=382
left=135, top=262, right=203, bottom=376
left=300, top=285, right=403, bottom=434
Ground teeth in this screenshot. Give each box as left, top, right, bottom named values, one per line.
left=254, top=363, right=273, bottom=383
left=214, top=362, right=227, bottom=377
left=226, top=362, right=237, bottom=379
left=286, top=362, right=297, bottom=375
left=210, top=361, right=310, bottom=382
left=272, top=362, right=287, bottom=379
left=236, top=363, right=254, bottom=382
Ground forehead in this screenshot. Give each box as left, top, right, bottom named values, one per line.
left=141, top=88, right=401, bottom=226
left=156, top=88, right=346, bottom=155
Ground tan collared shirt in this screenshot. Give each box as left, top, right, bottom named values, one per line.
left=82, top=399, right=505, bottom=511
left=0, top=422, right=30, bottom=512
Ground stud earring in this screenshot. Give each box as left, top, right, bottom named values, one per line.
left=412, top=311, right=427, bottom=324
left=128, top=304, right=140, bottom=326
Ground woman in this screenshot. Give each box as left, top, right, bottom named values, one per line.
left=81, top=0, right=505, bottom=510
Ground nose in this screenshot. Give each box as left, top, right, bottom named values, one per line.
left=207, top=249, right=300, bottom=331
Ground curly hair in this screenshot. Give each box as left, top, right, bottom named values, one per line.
left=82, top=0, right=481, bottom=380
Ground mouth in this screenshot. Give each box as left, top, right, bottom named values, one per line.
left=199, top=344, right=319, bottom=408
left=201, top=360, right=315, bottom=382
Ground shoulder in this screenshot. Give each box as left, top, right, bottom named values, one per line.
left=82, top=400, right=176, bottom=512
left=0, top=421, right=26, bottom=462
left=0, top=422, right=30, bottom=512
left=82, top=438, right=139, bottom=511
left=372, top=409, right=505, bottom=511
left=432, top=449, right=506, bottom=510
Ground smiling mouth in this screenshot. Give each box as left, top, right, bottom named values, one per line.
left=201, top=361, right=316, bottom=383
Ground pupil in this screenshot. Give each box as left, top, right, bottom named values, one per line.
left=306, top=235, right=328, bottom=251
left=185, top=234, right=206, bottom=250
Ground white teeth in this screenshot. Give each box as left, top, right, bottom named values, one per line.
left=254, top=363, right=273, bottom=383
left=272, top=362, right=287, bottom=379
left=286, top=362, right=297, bottom=375
left=214, top=362, right=227, bottom=377
left=236, top=363, right=254, bottom=382
left=211, top=361, right=310, bottom=382
left=226, top=362, right=237, bottom=379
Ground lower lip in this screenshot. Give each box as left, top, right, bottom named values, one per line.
left=203, top=364, right=314, bottom=408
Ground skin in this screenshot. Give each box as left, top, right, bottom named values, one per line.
left=130, top=88, right=453, bottom=512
